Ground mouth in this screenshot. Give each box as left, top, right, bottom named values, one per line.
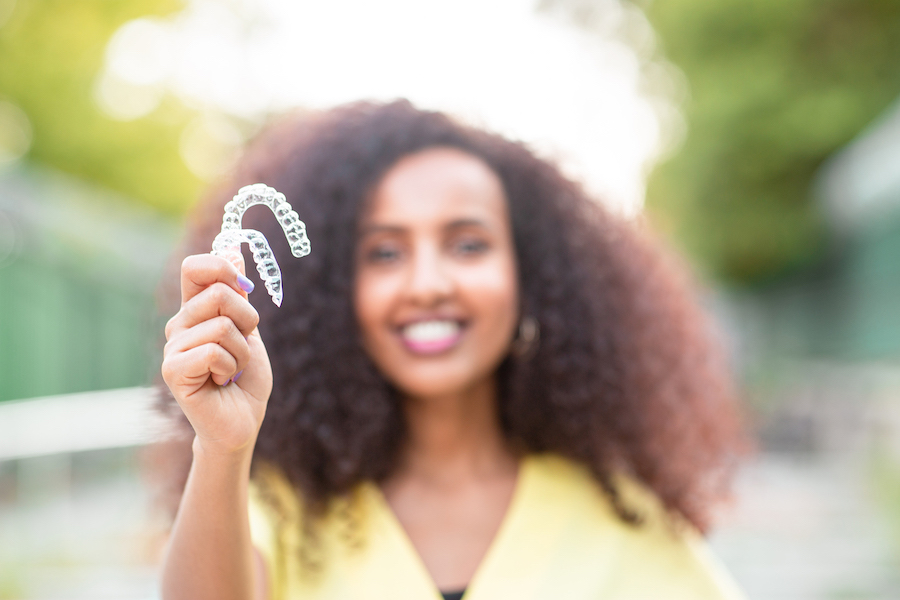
left=398, top=319, right=464, bottom=355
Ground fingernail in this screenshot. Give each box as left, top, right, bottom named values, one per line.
left=237, top=274, right=254, bottom=293
left=233, top=370, right=243, bottom=383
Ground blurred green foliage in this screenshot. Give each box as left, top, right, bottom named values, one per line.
left=0, top=0, right=200, bottom=214
left=643, top=0, right=900, bottom=284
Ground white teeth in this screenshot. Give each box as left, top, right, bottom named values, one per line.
left=402, top=320, right=460, bottom=342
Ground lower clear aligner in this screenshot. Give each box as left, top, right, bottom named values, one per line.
left=211, top=183, right=311, bottom=307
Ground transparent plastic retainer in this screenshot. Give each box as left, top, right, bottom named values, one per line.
left=211, top=183, right=311, bottom=307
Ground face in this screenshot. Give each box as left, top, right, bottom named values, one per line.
left=354, top=147, right=519, bottom=401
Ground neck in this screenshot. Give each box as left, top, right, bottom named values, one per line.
left=397, top=378, right=517, bottom=486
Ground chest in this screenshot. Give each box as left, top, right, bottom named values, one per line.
left=382, top=475, right=518, bottom=591
left=258, top=457, right=738, bottom=600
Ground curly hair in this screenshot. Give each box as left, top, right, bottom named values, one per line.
left=157, top=99, right=746, bottom=533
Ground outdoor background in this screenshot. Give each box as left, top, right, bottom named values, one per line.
left=2, top=0, right=900, bottom=598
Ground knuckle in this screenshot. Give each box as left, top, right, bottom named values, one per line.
left=182, top=254, right=202, bottom=273
left=239, top=344, right=252, bottom=367
left=209, top=282, right=232, bottom=305
left=214, top=316, right=234, bottom=338
left=160, top=359, right=174, bottom=383
left=183, top=253, right=229, bottom=280
left=248, top=306, right=260, bottom=330
left=205, top=343, right=220, bottom=365
left=164, top=313, right=180, bottom=340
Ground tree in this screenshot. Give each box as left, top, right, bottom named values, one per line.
left=643, top=0, right=900, bottom=284
left=0, top=0, right=200, bottom=214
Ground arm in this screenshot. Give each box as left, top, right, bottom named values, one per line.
left=160, top=254, right=273, bottom=600
left=161, top=441, right=262, bottom=600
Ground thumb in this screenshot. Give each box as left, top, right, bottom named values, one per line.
left=224, top=250, right=252, bottom=301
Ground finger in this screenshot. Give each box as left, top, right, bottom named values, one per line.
left=221, top=251, right=251, bottom=302
left=164, top=315, right=252, bottom=376
left=228, top=333, right=273, bottom=395
left=181, top=253, right=255, bottom=305
left=162, top=342, right=238, bottom=390
left=166, top=282, right=260, bottom=340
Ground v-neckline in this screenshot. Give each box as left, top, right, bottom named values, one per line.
left=368, top=455, right=534, bottom=600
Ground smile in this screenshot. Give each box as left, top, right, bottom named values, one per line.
left=399, top=319, right=463, bottom=355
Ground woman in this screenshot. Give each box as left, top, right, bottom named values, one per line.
left=159, top=100, right=746, bottom=600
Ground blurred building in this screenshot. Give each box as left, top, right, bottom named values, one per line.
left=0, top=165, right=178, bottom=402
left=739, top=97, right=900, bottom=361
left=728, top=97, right=900, bottom=457
left=817, top=97, right=900, bottom=359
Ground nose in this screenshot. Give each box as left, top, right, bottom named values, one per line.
left=405, top=243, right=454, bottom=306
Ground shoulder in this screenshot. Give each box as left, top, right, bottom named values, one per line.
left=248, top=462, right=303, bottom=599
left=249, top=461, right=308, bottom=549
left=248, top=462, right=382, bottom=590
left=523, top=454, right=745, bottom=600
left=248, top=461, right=364, bottom=554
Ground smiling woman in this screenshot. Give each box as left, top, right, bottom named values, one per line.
left=354, top=149, right=519, bottom=405
left=156, top=100, right=747, bottom=600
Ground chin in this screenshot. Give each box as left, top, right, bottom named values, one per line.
left=385, top=360, right=498, bottom=402
left=394, top=378, right=472, bottom=402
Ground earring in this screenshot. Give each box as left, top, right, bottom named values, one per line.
left=511, top=316, right=540, bottom=360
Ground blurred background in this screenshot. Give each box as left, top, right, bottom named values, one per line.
left=2, top=0, right=900, bottom=598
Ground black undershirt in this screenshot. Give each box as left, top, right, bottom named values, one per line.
left=441, top=590, right=466, bottom=600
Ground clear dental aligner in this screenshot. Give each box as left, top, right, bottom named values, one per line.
left=211, top=183, right=311, bottom=307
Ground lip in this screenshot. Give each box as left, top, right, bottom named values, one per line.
left=396, top=317, right=466, bottom=356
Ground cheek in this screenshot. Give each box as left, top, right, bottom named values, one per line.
left=465, top=258, right=519, bottom=336
left=353, top=272, right=395, bottom=345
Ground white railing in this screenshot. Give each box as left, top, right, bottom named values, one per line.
left=0, top=387, right=172, bottom=461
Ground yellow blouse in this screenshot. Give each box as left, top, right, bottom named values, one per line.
left=249, top=454, right=744, bottom=600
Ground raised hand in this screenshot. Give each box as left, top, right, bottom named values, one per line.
left=162, top=253, right=273, bottom=456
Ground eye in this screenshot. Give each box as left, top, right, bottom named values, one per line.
left=363, top=242, right=403, bottom=264
left=451, top=236, right=490, bottom=256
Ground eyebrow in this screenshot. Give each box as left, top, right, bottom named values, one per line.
left=358, top=218, right=491, bottom=236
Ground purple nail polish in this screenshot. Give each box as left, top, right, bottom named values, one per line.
left=233, top=370, right=243, bottom=382
left=237, top=274, right=255, bottom=293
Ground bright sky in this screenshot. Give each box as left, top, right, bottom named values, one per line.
left=97, top=0, right=685, bottom=215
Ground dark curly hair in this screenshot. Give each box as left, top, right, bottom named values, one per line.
left=156, top=99, right=746, bottom=534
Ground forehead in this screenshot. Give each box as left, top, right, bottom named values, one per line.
left=364, top=147, right=508, bottom=226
